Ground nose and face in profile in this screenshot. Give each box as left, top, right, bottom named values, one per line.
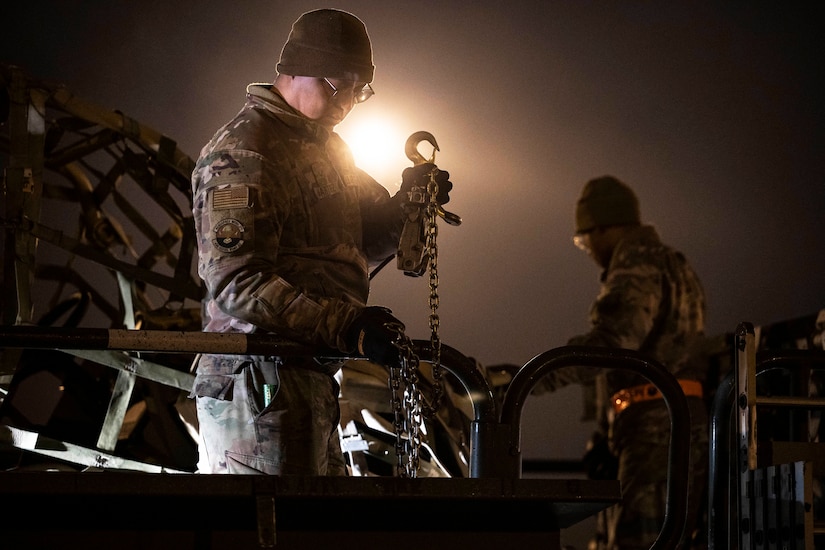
left=284, top=76, right=374, bottom=128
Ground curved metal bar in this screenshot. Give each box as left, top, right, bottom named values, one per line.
left=412, top=340, right=499, bottom=478
left=412, top=340, right=497, bottom=424
left=708, top=361, right=802, bottom=550
left=757, top=348, right=825, bottom=368
left=500, top=345, right=692, bottom=550
left=707, top=369, right=735, bottom=550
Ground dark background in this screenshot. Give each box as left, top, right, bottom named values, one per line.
left=3, top=3, right=824, bottom=539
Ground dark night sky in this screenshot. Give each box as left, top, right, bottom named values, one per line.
left=3, top=2, right=825, bottom=471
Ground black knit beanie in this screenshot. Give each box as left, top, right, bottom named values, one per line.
left=276, top=9, right=374, bottom=83
left=575, top=176, right=641, bottom=233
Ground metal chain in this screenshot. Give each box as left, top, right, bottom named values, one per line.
left=388, top=328, right=423, bottom=477
left=423, top=170, right=444, bottom=418
left=388, top=363, right=406, bottom=475
left=386, top=168, right=447, bottom=477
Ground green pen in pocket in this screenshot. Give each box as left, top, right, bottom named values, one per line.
left=263, top=383, right=276, bottom=407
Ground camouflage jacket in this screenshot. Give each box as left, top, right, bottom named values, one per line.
left=191, top=84, right=403, bottom=358
left=535, top=225, right=707, bottom=423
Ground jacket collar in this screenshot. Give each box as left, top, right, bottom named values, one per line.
left=245, top=83, right=330, bottom=141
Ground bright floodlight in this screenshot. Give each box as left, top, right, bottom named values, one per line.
left=338, top=113, right=410, bottom=190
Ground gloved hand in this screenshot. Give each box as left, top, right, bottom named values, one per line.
left=582, top=431, right=619, bottom=480
left=398, top=162, right=453, bottom=206
left=346, top=306, right=406, bottom=367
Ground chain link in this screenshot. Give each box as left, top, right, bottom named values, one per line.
left=388, top=362, right=406, bottom=475
left=386, top=166, right=447, bottom=478
left=424, top=170, right=444, bottom=418
left=388, top=329, right=423, bottom=477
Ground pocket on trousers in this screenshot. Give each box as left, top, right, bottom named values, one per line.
left=246, top=361, right=281, bottom=416
left=191, top=374, right=234, bottom=400
left=191, top=356, right=247, bottom=399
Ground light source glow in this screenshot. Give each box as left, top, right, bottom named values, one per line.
left=337, top=113, right=410, bottom=190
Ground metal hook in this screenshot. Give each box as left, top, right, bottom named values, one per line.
left=405, top=131, right=439, bottom=165
left=403, top=130, right=461, bottom=226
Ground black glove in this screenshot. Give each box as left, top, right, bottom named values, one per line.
left=346, top=306, right=406, bottom=367
left=582, top=432, right=619, bottom=480
left=399, top=163, right=452, bottom=206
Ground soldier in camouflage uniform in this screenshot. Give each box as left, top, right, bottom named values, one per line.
left=190, top=9, right=452, bottom=475
left=534, top=176, right=708, bottom=549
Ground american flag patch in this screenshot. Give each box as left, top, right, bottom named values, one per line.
left=212, top=186, right=250, bottom=210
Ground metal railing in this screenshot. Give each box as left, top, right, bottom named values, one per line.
left=708, top=322, right=825, bottom=549
left=496, top=345, right=692, bottom=550
left=0, top=326, right=693, bottom=549
left=0, top=325, right=499, bottom=476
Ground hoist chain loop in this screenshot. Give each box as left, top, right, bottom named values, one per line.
left=388, top=325, right=423, bottom=477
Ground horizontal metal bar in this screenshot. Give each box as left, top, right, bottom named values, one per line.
left=0, top=326, right=317, bottom=356
left=755, top=395, right=825, bottom=408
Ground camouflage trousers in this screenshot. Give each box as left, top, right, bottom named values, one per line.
left=195, top=358, right=347, bottom=475
left=591, top=397, right=708, bottom=550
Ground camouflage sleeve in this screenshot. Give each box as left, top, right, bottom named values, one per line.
left=357, top=166, right=404, bottom=264
left=325, top=134, right=404, bottom=265
left=534, top=247, right=663, bottom=394
left=193, top=149, right=359, bottom=352
left=573, top=258, right=664, bottom=351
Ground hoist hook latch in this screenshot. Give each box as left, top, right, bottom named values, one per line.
left=403, top=131, right=462, bottom=226
left=405, top=131, right=439, bottom=165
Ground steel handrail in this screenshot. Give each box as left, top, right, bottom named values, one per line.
left=707, top=338, right=825, bottom=549
left=0, top=325, right=498, bottom=476
left=499, top=345, right=692, bottom=550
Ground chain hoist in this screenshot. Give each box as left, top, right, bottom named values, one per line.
left=388, top=131, right=461, bottom=477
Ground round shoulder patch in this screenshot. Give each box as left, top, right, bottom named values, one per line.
left=213, top=218, right=245, bottom=252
